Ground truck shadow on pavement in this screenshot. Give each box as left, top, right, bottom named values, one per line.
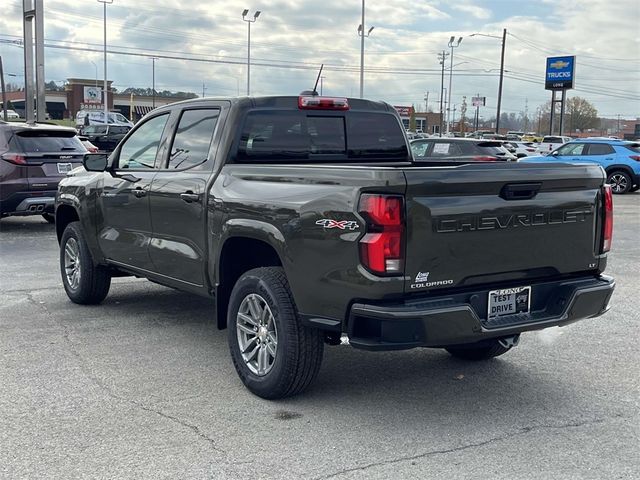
left=61, top=281, right=585, bottom=425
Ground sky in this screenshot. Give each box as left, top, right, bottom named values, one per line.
left=1, top=0, right=639, bottom=120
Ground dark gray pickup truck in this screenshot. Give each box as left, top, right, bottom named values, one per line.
left=55, top=95, right=615, bottom=399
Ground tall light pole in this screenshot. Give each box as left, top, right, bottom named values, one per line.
left=97, top=0, right=113, bottom=123
left=357, top=0, right=374, bottom=99
left=470, top=29, right=507, bottom=134
left=151, top=57, right=158, bottom=108
left=438, top=50, right=449, bottom=137
left=242, top=9, right=261, bottom=96
left=446, top=36, right=462, bottom=135
left=90, top=60, right=98, bottom=89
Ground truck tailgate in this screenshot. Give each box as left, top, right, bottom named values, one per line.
left=403, top=162, right=605, bottom=292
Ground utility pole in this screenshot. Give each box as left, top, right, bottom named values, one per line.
left=495, top=28, right=507, bottom=134
left=23, top=0, right=35, bottom=124
left=438, top=50, right=449, bottom=137
left=34, top=0, right=45, bottom=122
left=320, top=76, right=325, bottom=95
left=0, top=56, right=8, bottom=121
left=424, top=91, right=429, bottom=112
left=524, top=97, right=529, bottom=132
left=202, top=82, right=206, bottom=98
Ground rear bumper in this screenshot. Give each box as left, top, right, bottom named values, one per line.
left=347, top=275, right=615, bottom=351
left=1, top=191, right=56, bottom=216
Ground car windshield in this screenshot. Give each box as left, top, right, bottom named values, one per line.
left=13, top=130, right=85, bottom=152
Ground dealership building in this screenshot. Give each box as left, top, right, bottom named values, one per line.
left=2, top=78, right=175, bottom=121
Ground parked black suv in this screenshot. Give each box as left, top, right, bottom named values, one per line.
left=410, top=137, right=517, bottom=164
left=80, top=124, right=131, bottom=152
left=0, top=121, right=85, bottom=222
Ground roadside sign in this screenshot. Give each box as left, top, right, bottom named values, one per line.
left=545, top=56, right=575, bottom=90
left=393, top=105, right=414, bottom=117
left=472, top=96, right=486, bottom=107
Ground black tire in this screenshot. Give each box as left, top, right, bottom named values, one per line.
left=445, top=339, right=514, bottom=361
left=227, top=267, right=324, bottom=399
left=607, top=170, right=632, bottom=194
left=42, top=213, right=55, bottom=224
left=60, top=221, right=111, bottom=304
left=629, top=185, right=639, bottom=193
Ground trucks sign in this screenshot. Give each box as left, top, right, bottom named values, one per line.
left=545, top=56, right=575, bottom=90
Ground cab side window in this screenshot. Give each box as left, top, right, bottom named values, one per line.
left=411, top=141, right=431, bottom=157
left=118, top=114, right=169, bottom=169
left=166, top=109, right=219, bottom=170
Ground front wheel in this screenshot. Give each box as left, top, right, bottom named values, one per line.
left=227, top=267, right=324, bottom=399
left=445, top=336, right=519, bottom=361
left=607, top=170, right=631, bottom=194
left=60, top=221, right=111, bottom=304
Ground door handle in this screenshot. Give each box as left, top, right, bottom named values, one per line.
left=133, top=187, right=147, bottom=198
left=180, top=192, right=200, bottom=203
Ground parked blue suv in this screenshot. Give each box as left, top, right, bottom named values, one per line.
left=522, top=138, right=640, bottom=194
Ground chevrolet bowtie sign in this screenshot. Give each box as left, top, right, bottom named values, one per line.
left=545, top=55, right=576, bottom=90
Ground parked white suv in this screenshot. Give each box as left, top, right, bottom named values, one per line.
left=537, top=135, right=572, bottom=155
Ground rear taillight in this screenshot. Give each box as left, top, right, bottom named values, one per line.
left=602, top=184, right=613, bottom=253
left=298, top=96, right=349, bottom=110
left=358, top=194, right=404, bottom=275
left=473, top=156, right=497, bottom=162
left=1, top=153, right=27, bottom=165
left=629, top=155, right=640, bottom=161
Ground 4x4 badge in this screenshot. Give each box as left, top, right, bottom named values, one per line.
left=316, top=219, right=359, bottom=230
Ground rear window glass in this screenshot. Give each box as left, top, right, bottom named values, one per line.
left=587, top=143, right=614, bottom=155
left=236, top=110, right=408, bottom=162
left=623, top=143, right=640, bottom=153
left=13, top=130, right=84, bottom=152
left=110, top=126, right=130, bottom=135
left=543, top=136, right=564, bottom=143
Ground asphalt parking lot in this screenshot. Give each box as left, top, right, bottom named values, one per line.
left=1, top=193, right=638, bottom=479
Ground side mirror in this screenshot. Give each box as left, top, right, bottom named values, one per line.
left=83, top=153, right=108, bottom=172
left=551, top=151, right=559, bottom=156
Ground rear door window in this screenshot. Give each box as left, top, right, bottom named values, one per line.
left=586, top=143, right=614, bottom=155
left=236, top=111, right=407, bottom=162
left=410, top=140, right=432, bottom=157
left=165, top=108, right=219, bottom=170
left=13, top=130, right=85, bottom=153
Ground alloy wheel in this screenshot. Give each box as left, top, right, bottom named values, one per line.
left=64, top=237, right=81, bottom=289
left=236, top=293, right=278, bottom=376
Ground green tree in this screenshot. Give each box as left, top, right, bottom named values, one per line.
left=566, top=96, right=599, bottom=132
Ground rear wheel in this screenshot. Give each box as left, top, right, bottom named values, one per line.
left=445, top=336, right=519, bottom=361
left=42, top=213, right=55, bottom=224
left=607, top=170, right=631, bottom=194
left=227, top=267, right=324, bottom=399
left=60, top=221, right=111, bottom=304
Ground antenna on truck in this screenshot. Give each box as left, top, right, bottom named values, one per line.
left=300, top=64, right=324, bottom=96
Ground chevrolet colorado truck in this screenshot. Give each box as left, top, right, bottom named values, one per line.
left=55, top=96, right=615, bottom=399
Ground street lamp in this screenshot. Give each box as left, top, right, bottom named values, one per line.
left=97, top=0, right=113, bottom=122
left=242, top=9, right=261, bottom=96
left=446, top=36, right=462, bottom=135
left=469, top=29, right=507, bottom=133
left=357, top=0, right=374, bottom=99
